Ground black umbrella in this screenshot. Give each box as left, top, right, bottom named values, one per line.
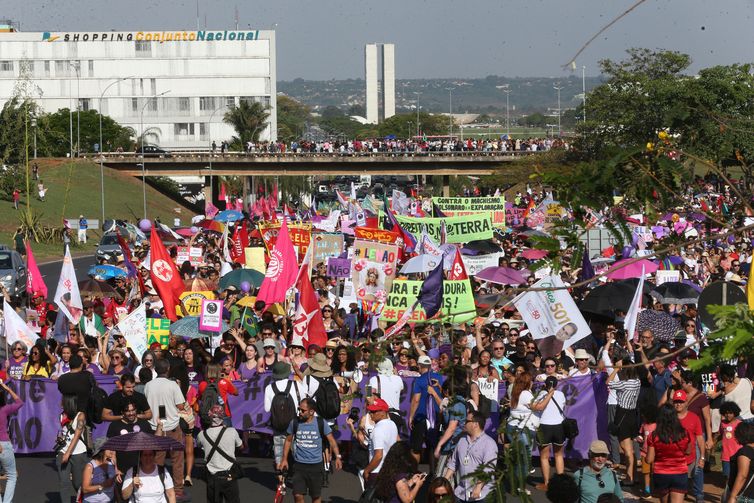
left=636, top=309, right=680, bottom=342
left=650, top=282, right=700, bottom=305
left=579, top=282, right=637, bottom=318
left=462, top=240, right=501, bottom=254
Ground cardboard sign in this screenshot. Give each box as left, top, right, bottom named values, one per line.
left=327, top=257, right=352, bottom=278
left=177, top=290, right=215, bottom=317
left=354, top=227, right=400, bottom=244
left=244, top=247, right=266, bottom=274
left=395, top=214, right=493, bottom=244
left=117, top=304, right=148, bottom=362
left=258, top=221, right=311, bottom=262
left=146, top=318, right=171, bottom=349
left=477, top=378, right=499, bottom=402
left=432, top=197, right=506, bottom=228
left=351, top=239, right=399, bottom=302
left=312, top=233, right=344, bottom=264
left=382, top=279, right=476, bottom=324
left=655, top=270, right=681, bottom=285
left=199, top=299, right=224, bottom=332
left=176, top=246, right=203, bottom=266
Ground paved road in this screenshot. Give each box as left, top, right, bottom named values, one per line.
left=38, top=254, right=99, bottom=303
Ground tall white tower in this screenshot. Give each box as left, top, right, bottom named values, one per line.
left=382, top=44, right=395, bottom=120
left=364, top=43, right=395, bottom=124
left=365, top=44, right=379, bottom=125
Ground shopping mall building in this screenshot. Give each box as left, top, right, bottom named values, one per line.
left=0, top=28, right=277, bottom=149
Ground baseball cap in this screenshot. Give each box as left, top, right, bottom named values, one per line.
left=366, top=398, right=390, bottom=412
left=263, top=338, right=276, bottom=348
left=417, top=355, right=431, bottom=366
left=589, top=440, right=609, bottom=456
left=672, top=390, right=687, bottom=402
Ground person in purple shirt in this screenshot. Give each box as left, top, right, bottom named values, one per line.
left=0, top=379, right=23, bottom=502
left=6, top=342, right=28, bottom=381
left=237, top=344, right=259, bottom=381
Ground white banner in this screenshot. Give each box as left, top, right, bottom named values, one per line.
left=513, top=275, right=591, bottom=357
left=462, top=253, right=502, bottom=276
left=116, top=304, right=147, bottom=362
left=54, top=248, right=83, bottom=324
left=200, top=299, right=224, bottom=332
left=3, top=300, right=39, bottom=349
left=476, top=378, right=499, bottom=402
left=656, top=270, right=681, bottom=285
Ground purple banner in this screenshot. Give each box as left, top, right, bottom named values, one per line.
left=326, top=257, right=351, bottom=278
left=6, top=373, right=607, bottom=457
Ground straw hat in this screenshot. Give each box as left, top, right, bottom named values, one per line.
left=307, top=353, right=332, bottom=377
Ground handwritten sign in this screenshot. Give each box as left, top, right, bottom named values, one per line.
left=146, top=318, right=171, bottom=349
left=327, top=257, right=352, bottom=278
left=477, top=378, right=499, bottom=402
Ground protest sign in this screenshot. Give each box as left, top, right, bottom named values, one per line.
left=382, top=279, right=476, bottom=323
left=257, top=221, right=311, bottom=262
left=461, top=253, right=502, bottom=276
left=432, top=197, right=506, bottom=227
left=354, top=227, right=400, bottom=244
left=176, top=246, right=203, bottom=266
left=177, top=290, right=215, bottom=317
left=477, top=378, right=499, bottom=402
left=117, top=304, right=148, bottom=361
left=351, top=239, right=399, bottom=302
left=655, top=270, right=681, bottom=285
left=700, top=372, right=719, bottom=394
left=244, top=247, right=266, bottom=274
left=312, top=233, right=344, bottom=264
left=514, top=275, right=591, bottom=356
left=199, top=299, right=224, bottom=332
left=395, top=214, right=493, bottom=244
left=146, top=318, right=171, bottom=348
left=327, top=257, right=352, bottom=278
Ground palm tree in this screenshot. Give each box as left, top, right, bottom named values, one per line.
left=136, top=126, right=162, bottom=148
left=223, top=100, right=270, bottom=145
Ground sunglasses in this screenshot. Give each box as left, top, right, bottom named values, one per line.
left=325, top=348, right=335, bottom=352
left=323, top=310, right=332, bottom=313
left=493, top=347, right=504, bottom=351
left=12, top=348, right=23, bottom=352
left=545, top=364, right=556, bottom=368
left=595, top=472, right=606, bottom=489
left=576, top=358, right=588, bottom=362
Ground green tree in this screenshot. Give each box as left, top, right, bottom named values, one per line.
left=40, top=108, right=135, bottom=155
left=0, top=97, right=34, bottom=166
left=319, top=116, right=368, bottom=139
left=276, top=95, right=311, bottom=143
left=520, top=113, right=546, bottom=128
left=320, top=105, right=343, bottom=119
left=223, top=100, right=270, bottom=146
left=376, top=112, right=451, bottom=138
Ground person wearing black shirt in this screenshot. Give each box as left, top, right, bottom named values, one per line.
left=106, top=400, right=157, bottom=477
left=56, top=355, right=92, bottom=413
left=102, top=374, right=152, bottom=422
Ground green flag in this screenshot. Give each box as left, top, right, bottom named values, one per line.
left=241, top=307, right=260, bottom=338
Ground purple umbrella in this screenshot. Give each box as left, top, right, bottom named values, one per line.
left=636, top=310, right=680, bottom=342
left=476, top=266, right=528, bottom=285
left=101, top=432, right=185, bottom=452
left=682, top=279, right=703, bottom=293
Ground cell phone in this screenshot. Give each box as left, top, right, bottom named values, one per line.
left=158, top=405, right=166, bottom=420
left=365, top=385, right=372, bottom=398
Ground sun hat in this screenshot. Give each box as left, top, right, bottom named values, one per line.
left=307, top=353, right=333, bottom=377
left=272, top=362, right=292, bottom=380
left=574, top=349, right=590, bottom=360
left=263, top=338, right=276, bottom=348
left=417, top=355, right=432, bottom=366
left=589, top=440, right=609, bottom=456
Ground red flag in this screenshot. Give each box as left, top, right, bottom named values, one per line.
left=292, top=247, right=327, bottom=348
left=257, top=218, right=298, bottom=306
left=149, top=224, right=185, bottom=321
left=447, top=248, right=468, bottom=281
left=218, top=184, right=228, bottom=210
left=700, top=199, right=709, bottom=213
left=230, top=224, right=244, bottom=263
left=272, top=182, right=279, bottom=209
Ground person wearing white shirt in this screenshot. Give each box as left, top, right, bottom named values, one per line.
left=362, top=398, right=399, bottom=482
left=601, top=339, right=622, bottom=466
left=568, top=348, right=594, bottom=377
left=263, top=362, right=306, bottom=466
left=534, top=376, right=567, bottom=490
left=121, top=450, right=175, bottom=503
left=368, top=359, right=404, bottom=410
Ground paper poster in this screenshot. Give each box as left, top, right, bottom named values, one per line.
left=395, top=214, right=493, bottom=244
left=257, top=221, right=311, bottom=262
left=117, top=304, right=148, bottom=362
left=177, top=290, right=216, bottom=317
left=176, top=246, right=203, bottom=266
left=351, top=239, right=399, bottom=303
left=432, top=197, right=506, bottom=227
left=244, top=247, right=266, bottom=274
left=312, top=233, right=344, bottom=265
left=199, top=299, right=224, bottom=332
left=477, top=378, right=499, bottom=402
left=146, top=318, right=171, bottom=349
left=327, top=257, right=352, bottom=278
left=354, top=227, right=400, bottom=244
left=461, top=253, right=502, bottom=276
left=656, top=270, right=681, bottom=285
left=382, top=279, right=476, bottom=324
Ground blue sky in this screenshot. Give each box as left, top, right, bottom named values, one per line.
left=7, top=0, right=753, bottom=80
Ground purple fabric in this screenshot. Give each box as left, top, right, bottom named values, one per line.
left=237, top=363, right=258, bottom=381
left=0, top=401, right=23, bottom=442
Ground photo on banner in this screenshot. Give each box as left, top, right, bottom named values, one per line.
left=513, top=275, right=591, bottom=358
left=351, top=239, right=399, bottom=302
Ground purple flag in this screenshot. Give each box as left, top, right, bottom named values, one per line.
left=579, top=250, right=595, bottom=283
left=418, top=260, right=444, bottom=319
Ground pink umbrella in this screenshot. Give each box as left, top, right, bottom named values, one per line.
left=605, top=258, right=659, bottom=280
left=475, top=266, right=528, bottom=285
left=521, top=249, right=548, bottom=260
left=174, top=227, right=196, bottom=237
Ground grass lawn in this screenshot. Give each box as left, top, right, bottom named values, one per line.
left=4, top=158, right=198, bottom=259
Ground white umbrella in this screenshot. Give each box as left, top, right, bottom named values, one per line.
left=400, top=254, right=442, bottom=274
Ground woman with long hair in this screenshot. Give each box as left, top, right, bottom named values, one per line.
left=23, top=342, right=56, bottom=379
left=237, top=343, right=259, bottom=381
left=607, top=358, right=642, bottom=486
left=51, top=343, right=73, bottom=380
left=506, top=372, right=539, bottom=494
left=726, top=421, right=754, bottom=503
left=426, top=476, right=453, bottom=503
left=182, top=346, right=205, bottom=386
left=0, top=381, right=22, bottom=502
left=472, top=349, right=501, bottom=381
left=647, top=404, right=692, bottom=503
left=80, top=440, right=117, bottom=503
left=134, top=350, right=157, bottom=383
left=373, top=441, right=427, bottom=503
left=57, top=394, right=88, bottom=503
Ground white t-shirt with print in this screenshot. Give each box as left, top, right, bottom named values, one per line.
left=122, top=465, right=174, bottom=503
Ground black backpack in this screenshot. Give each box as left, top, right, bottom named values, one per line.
left=309, top=376, right=341, bottom=420
left=87, top=374, right=108, bottom=424
left=270, top=381, right=299, bottom=433
left=199, top=382, right=225, bottom=427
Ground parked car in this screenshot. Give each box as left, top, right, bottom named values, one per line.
left=0, top=247, right=27, bottom=298
left=138, top=145, right=171, bottom=157
left=95, top=233, right=124, bottom=264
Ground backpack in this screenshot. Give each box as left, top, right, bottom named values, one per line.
left=87, top=375, right=108, bottom=424
left=199, top=382, right=225, bottom=427
left=310, top=376, right=341, bottom=420
left=270, top=381, right=299, bottom=433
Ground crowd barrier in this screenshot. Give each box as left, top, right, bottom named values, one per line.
left=6, top=373, right=608, bottom=458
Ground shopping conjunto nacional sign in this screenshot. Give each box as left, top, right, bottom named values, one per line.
left=42, top=30, right=262, bottom=43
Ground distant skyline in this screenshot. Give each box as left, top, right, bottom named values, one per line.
left=6, top=0, right=753, bottom=80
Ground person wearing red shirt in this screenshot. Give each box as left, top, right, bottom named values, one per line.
left=672, top=390, right=705, bottom=503
left=648, top=404, right=692, bottom=503
left=198, top=362, right=238, bottom=426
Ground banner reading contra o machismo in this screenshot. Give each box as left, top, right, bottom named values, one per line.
left=432, top=197, right=506, bottom=228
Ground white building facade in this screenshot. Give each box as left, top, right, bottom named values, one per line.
left=0, top=29, right=277, bottom=150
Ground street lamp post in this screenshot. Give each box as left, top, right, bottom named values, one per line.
left=206, top=105, right=226, bottom=203
left=99, top=76, right=132, bottom=225
left=31, top=117, right=37, bottom=159
left=446, top=87, right=454, bottom=142
left=582, top=66, right=587, bottom=123
left=68, top=61, right=81, bottom=156
left=140, top=90, right=171, bottom=220
left=553, top=84, right=563, bottom=137
left=414, top=91, right=421, bottom=139
left=496, top=85, right=511, bottom=139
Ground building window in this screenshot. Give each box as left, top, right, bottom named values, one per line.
left=88, top=60, right=94, bottom=74
left=44, top=61, right=50, bottom=77
left=79, top=98, right=91, bottom=111
left=174, top=123, right=196, bottom=136
left=135, top=40, right=151, bottom=55
left=131, top=98, right=138, bottom=113
left=179, top=97, right=190, bottom=112
left=199, top=123, right=208, bottom=140
left=146, top=98, right=158, bottom=112
left=150, top=78, right=156, bottom=95
left=55, top=60, right=68, bottom=77
left=0, top=61, right=13, bottom=73
left=199, top=97, right=216, bottom=111
left=226, top=96, right=235, bottom=108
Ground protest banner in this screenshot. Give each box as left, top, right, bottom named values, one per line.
left=117, top=304, right=148, bottom=362
left=354, top=227, right=400, bottom=244
left=432, top=197, right=506, bottom=227
left=477, top=378, right=499, bottom=402
left=177, top=290, right=215, bottom=317
left=700, top=372, right=719, bottom=394
left=351, top=239, right=399, bottom=302
left=146, top=318, right=171, bottom=348
left=395, top=214, right=493, bottom=244
left=312, top=233, right=344, bottom=264
left=257, top=221, right=311, bottom=262
left=176, top=246, right=203, bottom=266
left=461, top=253, right=502, bottom=276
left=199, top=299, right=224, bottom=332
left=655, top=270, right=681, bottom=285
left=505, top=205, right=526, bottom=227
left=244, top=247, right=266, bottom=273
left=382, top=279, right=476, bottom=323
left=514, top=275, right=591, bottom=357
left=327, top=257, right=352, bottom=278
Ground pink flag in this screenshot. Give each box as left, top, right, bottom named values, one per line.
left=234, top=198, right=244, bottom=212
left=256, top=218, right=298, bottom=306
left=205, top=200, right=220, bottom=219
left=25, top=240, right=47, bottom=298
